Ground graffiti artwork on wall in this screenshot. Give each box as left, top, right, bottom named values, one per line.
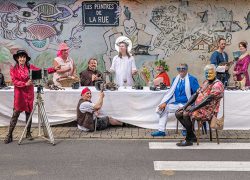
left=149, top=4, right=240, bottom=60
left=245, top=11, right=250, bottom=30
left=197, top=10, right=208, bottom=23
left=0, top=1, right=84, bottom=51
left=1, top=0, right=250, bottom=83
left=102, top=6, right=164, bottom=69
left=212, top=7, right=242, bottom=32
left=150, top=5, right=187, bottom=57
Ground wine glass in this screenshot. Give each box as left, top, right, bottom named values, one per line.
left=123, top=78, right=127, bottom=89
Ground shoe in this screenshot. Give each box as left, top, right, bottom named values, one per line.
left=151, top=131, right=166, bottom=137
left=4, top=134, right=13, bottom=144
left=122, top=123, right=130, bottom=127
left=26, top=132, right=34, bottom=141
left=190, top=137, right=197, bottom=143
left=176, top=140, right=193, bottom=146
left=181, top=129, right=187, bottom=136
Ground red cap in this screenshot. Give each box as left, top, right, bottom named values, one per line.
left=81, top=87, right=91, bottom=95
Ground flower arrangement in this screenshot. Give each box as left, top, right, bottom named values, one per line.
left=141, top=66, right=151, bottom=83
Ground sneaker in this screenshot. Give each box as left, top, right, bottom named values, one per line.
left=151, top=131, right=166, bottom=137
left=181, top=129, right=187, bottom=136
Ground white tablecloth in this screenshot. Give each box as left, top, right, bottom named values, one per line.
left=223, top=90, right=250, bottom=130
left=0, top=87, right=249, bottom=130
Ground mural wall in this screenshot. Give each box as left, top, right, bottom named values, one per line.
left=0, top=0, right=250, bottom=84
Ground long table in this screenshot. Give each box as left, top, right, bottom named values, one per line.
left=0, top=87, right=249, bottom=130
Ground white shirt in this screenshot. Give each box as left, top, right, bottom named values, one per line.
left=79, top=101, right=95, bottom=114
left=110, top=55, right=137, bottom=86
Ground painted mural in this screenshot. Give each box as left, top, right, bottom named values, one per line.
left=0, top=0, right=250, bottom=84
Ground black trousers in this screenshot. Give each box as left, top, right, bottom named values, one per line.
left=175, top=110, right=196, bottom=141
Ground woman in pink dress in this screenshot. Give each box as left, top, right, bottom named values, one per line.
left=233, top=41, right=250, bottom=86
left=4, top=50, right=60, bottom=144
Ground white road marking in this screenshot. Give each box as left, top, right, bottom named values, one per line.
left=154, top=161, right=250, bottom=171
left=149, top=142, right=250, bottom=150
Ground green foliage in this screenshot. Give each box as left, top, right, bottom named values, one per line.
left=32, top=51, right=54, bottom=67
left=0, top=47, right=12, bottom=63
left=76, top=58, right=88, bottom=74
left=154, top=59, right=169, bottom=72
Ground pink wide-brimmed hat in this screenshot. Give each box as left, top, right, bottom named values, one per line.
left=58, top=43, right=69, bottom=51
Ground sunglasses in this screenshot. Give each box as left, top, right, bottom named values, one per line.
left=177, top=67, right=187, bottom=71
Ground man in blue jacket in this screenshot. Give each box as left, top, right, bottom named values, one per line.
left=210, top=38, right=230, bottom=86
left=151, top=64, right=199, bottom=136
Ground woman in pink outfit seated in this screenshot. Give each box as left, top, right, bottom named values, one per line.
left=233, top=41, right=250, bottom=86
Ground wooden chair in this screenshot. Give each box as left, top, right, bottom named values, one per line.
left=5, top=80, right=12, bottom=86
left=194, top=118, right=219, bottom=145
left=176, top=119, right=179, bottom=134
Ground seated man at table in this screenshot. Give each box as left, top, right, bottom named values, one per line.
left=151, top=63, right=199, bottom=137
left=175, top=64, right=224, bottom=146
left=153, top=60, right=170, bottom=87
left=80, top=58, right=103, bottom=86
left=77, top=87, right=123, bottom=131
left=0, top=68, right=6, bottom=87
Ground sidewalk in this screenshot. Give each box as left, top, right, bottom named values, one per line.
left=1, top=126, right=250, bottom=140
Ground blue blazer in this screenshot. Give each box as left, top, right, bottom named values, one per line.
left=165, top=74, right=199, bottom=104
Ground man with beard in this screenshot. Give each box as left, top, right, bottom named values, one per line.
left=210, top=38, right=230, bottom=86
left=153, top=60, right=170, bottom=87
left=80, top=58, right=103, bottom=86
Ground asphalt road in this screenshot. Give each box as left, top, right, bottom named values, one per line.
left=0, top=139, right=250, bottom=180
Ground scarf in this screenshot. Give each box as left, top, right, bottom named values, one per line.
left=156, top=73, right=191, bottom=114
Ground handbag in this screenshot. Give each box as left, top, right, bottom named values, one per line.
left=210, top=114, right=224, bottom=130
left=210, top=92, right=224, bottom=130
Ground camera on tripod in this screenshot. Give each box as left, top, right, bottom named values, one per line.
left=29, top=69, right=48, bottom=92
left=19, top=68, right=55, bottom=145
left=30, top=69, right=48, bottom=84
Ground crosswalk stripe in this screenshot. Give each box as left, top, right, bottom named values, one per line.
left=149, top=142, right=250, bottom=150
left=154, top=161, right=250, bottom=171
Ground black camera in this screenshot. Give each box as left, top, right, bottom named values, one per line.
left=95, top=80, right=105, bottom=91
left=72, top=82, right=80, bottom=89
left=30, top=69, right=48, bottom=80
left=132, top=85, right=143, bottom=90
left=159, top=83, right=169, bottom=90
left=150, top=86, right=160, bottom=91
left=29, top=69, right=48, bottom=86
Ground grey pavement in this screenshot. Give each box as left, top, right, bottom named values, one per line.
left=1, top=126, right=250, bottom=180
left=1, top=140, right=250, bottom=180
left=1, top=126, right=250, bottom=140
